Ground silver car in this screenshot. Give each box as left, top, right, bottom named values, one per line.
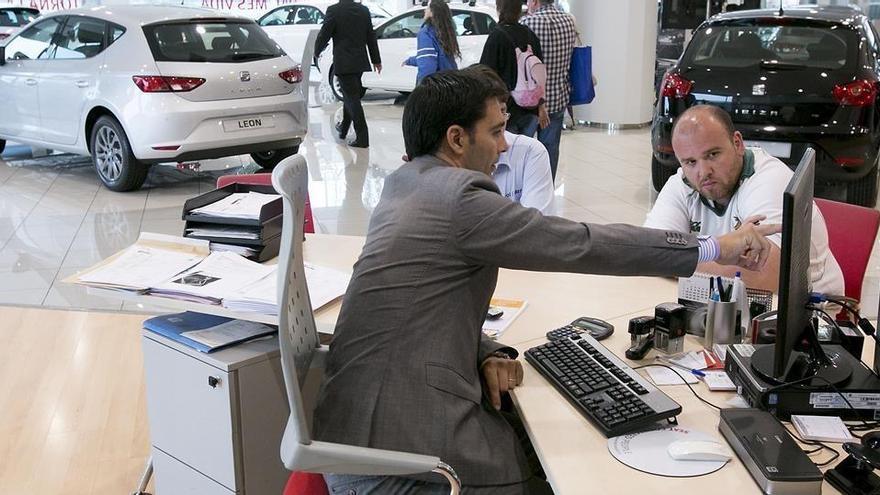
left=0, top=5, right=307, bottom=191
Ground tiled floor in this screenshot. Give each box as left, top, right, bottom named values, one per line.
left=1, top=90, right=879, bottom=317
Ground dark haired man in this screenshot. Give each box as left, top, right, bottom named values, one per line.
left=313, top=68, right=779, bottom=494
left=645, top=105, right=843, bottom=294
left=315, top=0, right=382, bottom=148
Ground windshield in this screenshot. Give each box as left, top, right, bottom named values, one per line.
left=143, top=20, right=284, bottom=63
left=683, top=22, right=857, bottom=70
left=0, top=9, right=38, bottom=27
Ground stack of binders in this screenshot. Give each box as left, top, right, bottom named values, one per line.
left=182, top=182, right=283, bottom=262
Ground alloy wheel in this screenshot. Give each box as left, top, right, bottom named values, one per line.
left=94, top=125, right=124, bottom=182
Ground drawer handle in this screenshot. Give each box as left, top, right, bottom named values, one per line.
left=208, top=376, right=221, bottom=388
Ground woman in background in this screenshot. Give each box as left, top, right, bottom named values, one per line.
left=404, top=0, right=460, bottom=84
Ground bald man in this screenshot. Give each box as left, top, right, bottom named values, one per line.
left=644, top=105, right=844, bottom=295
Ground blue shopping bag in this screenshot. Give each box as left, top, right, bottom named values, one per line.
left=570, top=45, right=595, bottom=105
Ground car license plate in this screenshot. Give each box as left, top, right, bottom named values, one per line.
left=743, top=140, right=791, bottom=159
left=222, top=115, right=275, bottom=132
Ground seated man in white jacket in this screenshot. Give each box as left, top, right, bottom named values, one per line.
left=492, top=129, right=555, bottom=215
left=644, top=105, right=843, bottom=295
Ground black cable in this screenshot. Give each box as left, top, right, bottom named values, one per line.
left=783, top=422, right=842, bottom=466
left=764, top=371, right=876, bottom=430
left=633, top=363, right=723, bottom=411
left=808, top=306, right=875, bottom=371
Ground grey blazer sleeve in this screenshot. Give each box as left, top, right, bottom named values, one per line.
left=453, top=175, right=699, bottom=277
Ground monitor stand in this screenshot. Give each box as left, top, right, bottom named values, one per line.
left=751, top=319, right=852, bottom=387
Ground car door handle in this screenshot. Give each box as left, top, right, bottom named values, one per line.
left=76, top=80, right=89, bottom=88
left=25, top=78, right=37, bottom=86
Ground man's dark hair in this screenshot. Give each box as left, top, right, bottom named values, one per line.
left=497, top=0, right=522, bottom=23
left=671, top=104, right=737, bottom=140
left=403, top=66, right=510, bottom=158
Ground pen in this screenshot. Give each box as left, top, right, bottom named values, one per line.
left=655, top=357, right=707, bottom=377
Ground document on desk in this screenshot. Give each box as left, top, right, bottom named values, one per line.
left=222, top=262, right=351, bottom=315
left=189, top=192, right=279, bottom=220
left=186, top=225, right=261, bottom=240
left=149, top=251, right=274, bottom=305
left=69, top=232, right=210, bottom=291
left=482, top=298, right=527, bottom=339
left=646, top=366, right=699, bottom=385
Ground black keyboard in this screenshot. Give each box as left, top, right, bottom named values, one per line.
left=524, top=333, right=682, bottom=437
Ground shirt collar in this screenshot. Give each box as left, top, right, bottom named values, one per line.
left=683, top=148, right=756, bottom=217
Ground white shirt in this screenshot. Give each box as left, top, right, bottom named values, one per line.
left=492, top=131, right=555, bottom=215
left=644, top=148, right=844, bottom=296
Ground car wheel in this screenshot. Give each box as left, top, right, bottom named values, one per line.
left=846, top=161, right=879, bottom=208
left=0, top=139, right=5, bottom=155
left=330, top=68, right=344, bottom=101
left=250, top=146, right=299, bottom=170
left=90, top=116, right=149, bottom=192
left=651, top=156, right=675, bottom=192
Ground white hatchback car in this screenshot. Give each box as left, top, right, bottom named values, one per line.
left=316, top=4, right=497, bottom=100
left=0, top=5, right=307, bottom=191
left=0, top=7, right=38, bottom=43
left=256, top=1, right=389, bottom=76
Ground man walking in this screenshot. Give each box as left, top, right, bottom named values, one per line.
left=315, top=0, right=382, bottom=148
left=521, top=0, right=577, bottom=180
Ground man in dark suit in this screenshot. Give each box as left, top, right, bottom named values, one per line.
left=315, top=0, right=382, bottom=148
left=313, top=66, right=779, bottom=493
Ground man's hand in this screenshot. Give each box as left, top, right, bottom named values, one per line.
left=373, top=63, right=382, bottom=74
left=716, top=217, right=782, bottom=271
left=481, top=356, right=523, bottom=410
left=538, top=104, right=550, bottom=129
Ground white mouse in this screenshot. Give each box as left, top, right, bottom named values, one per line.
left=667, top=439, right=733, bottom=462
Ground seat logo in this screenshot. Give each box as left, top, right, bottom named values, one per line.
left=752, top=84, right=766, bottom=96
left=240, top=71, right=251, bottom=82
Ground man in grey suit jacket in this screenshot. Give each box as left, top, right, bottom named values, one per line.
left=313, top=67, right=777, bottom=494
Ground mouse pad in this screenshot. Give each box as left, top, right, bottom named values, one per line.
left=608, top=426, right=728, bottom=477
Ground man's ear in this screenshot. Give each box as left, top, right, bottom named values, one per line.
left=732, top=130, right=746, bottom=155
left=446, top=125, right=468, bottom=156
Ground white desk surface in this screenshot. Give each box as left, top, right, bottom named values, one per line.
left=93, top=233, right=864, bottom=493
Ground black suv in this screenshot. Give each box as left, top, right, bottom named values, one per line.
left=651, top=6, right=880, bottom=207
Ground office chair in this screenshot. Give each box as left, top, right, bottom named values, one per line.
left=815, top=198, right=880, bottom=303
left=216, top=173, right=314, bottom=233
left=271, top=156, right=461, bottom=495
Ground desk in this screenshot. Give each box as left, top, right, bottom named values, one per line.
left=96, top=234, right=862, bottom=495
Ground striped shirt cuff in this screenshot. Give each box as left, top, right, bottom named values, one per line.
left=697, top=235, right=720, bottom=263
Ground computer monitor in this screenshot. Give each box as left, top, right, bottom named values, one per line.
left=750, top=148, right=851, bottom=385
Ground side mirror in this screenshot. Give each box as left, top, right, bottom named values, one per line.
left=0, top=46, right=5, bottom=66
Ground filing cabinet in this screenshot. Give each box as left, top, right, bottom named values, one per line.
left=142, top=330, right=289, bottom=494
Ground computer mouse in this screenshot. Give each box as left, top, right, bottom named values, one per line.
left=667, top=439, right=733, bottom=462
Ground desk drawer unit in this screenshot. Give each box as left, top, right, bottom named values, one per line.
left=142, top=332, right=288, bottom=494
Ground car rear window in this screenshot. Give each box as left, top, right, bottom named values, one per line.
left=683, top=22, right=857, bottom=70
left=143, top=20, right=284, bottom=63
left=0, top=9, right=38, bottom=27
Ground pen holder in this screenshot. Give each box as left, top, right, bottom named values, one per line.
left=704, top=300, right=741, bottom=348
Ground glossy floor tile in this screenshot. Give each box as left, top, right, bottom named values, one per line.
left=1, top=89, right=879, bottom=318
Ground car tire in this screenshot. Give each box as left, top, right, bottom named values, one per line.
left=329, top=67, right=343, bottom=102
left=0, top=139, right=5, bottom=155
left=250, top=146, right=299, bottom=170
left=846, top=162, right=879, bottom=208
left=651, top=156, right=675, bottom=192
left=90, top=116, right=149, bottom=192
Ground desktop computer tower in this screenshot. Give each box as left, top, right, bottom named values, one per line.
left=725, top=343, right=880, bottom=421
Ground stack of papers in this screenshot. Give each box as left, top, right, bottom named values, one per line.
left=222, top=262, right=352, bottom=315
left=148, top=251, right=274, bottom=305
left=67, top=233, right=351, bottom=316
left=144, top=311, right=276, bottom=353
left=186, top=226, right=261, bottom=240
left=210, top=242, right=259, bottom=257
left=71, top=233, right=210, bottom=291
left=189, top=192, right=279, bottom=220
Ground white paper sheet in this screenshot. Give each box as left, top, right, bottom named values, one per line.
left=647, top=366, right=699, bottom=385
left=182, top=320, right=275, bottom=349
left=150, top=251, right=274, bottom=304
left=222, top=262, right=351, bottom=314
left=791, top=415, right=854, bottom=443
left=702, top=371, right=737, bottom=391
left=190, top=192, right=279, bottom=220
left=482, top=298, right=528, bottom=339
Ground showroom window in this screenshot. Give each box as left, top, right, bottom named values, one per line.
left=3, top=17, right=64, bottom=61
left=51, top=17, right=108, bottom=60
left=143, top=21, right=284, bottom=63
